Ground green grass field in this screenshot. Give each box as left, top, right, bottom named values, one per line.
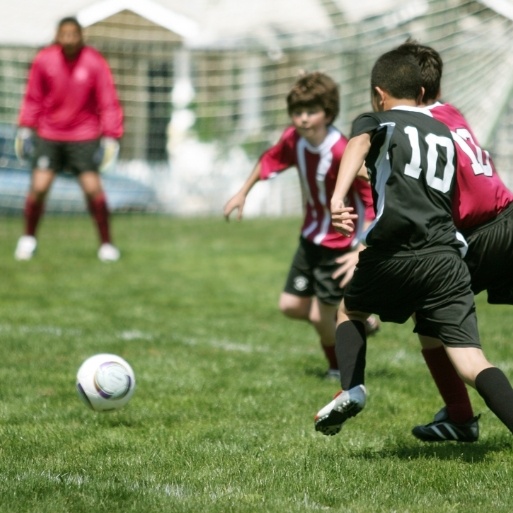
left=1, top=214, right=513, bottom=513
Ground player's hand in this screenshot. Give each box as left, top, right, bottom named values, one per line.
left=95, top=137, right=120, bottom=172
left=332, top=251, right=359, bottom=288
left=14, top=127, right=35, bottom=162
left=223, top=193, right=246, bottom=221
left=331, top=206, right=358, bottom=237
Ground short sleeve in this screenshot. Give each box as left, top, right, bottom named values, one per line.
left=351, top=113, right=380, bottom=138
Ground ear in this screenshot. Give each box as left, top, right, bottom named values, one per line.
left=372, top=86, right=386, bottom=112
left=417, top=86, right=425, bottom=105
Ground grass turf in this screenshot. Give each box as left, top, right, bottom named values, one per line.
left=0, top=214, right=512, bottom=513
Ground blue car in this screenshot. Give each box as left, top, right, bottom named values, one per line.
left=0, top=124, right=157, bottom=214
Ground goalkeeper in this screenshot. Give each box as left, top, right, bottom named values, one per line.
left=14, top=16, right=123, bottom=262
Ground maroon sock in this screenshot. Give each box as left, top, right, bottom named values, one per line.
left=322, top=344, right=338, bottom=370
left=24, top=196, right=44, bottom=236
left=87, top=193, right=112, bottom=244
left=421, top=346, right=474, bottom=423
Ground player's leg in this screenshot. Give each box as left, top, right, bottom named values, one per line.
left=278, top=291, right=311, bottom=321
left=308, top=297, right=339, bottom=376
left=15, top=138, right=60, bottom=260
left=314, top=248, right=397, bottom=435
left=335, top=306, right=369, bottom=390
left=69, top=140, right=119, bottom=261
left=25, top=167, right=55, bottom=232
left=445, top=345, right=513, bottom=434
left=411, top=333, right=478, bottom=442
left=15, top=168, right=56, bottom=260
left=79, top=171, right=111, bottom=241
left=79, top=171, right=120, bottom=261
left=279, top=291, right=340, bottom=374
left=313, top=301, right=369, bottom=435
left=280, top=238, right=340, bottom=371
left=419, top=274, right=513, bottom=437
left=413, top=206, right=513, bottom=440
left=311, top=244, right=370, bottom=378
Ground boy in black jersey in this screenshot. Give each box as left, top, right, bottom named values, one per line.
left=314, top=50, right=513, bottom=438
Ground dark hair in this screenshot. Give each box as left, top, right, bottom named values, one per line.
left=286, top=72, right=340, bottom=123
left=396, top=38, right=443, bottom=102
left=371, top=50, right=422, bottom=101
left=57, top=16, right=83, bottom=32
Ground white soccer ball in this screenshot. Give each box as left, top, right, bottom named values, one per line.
left=76, top=353, right=136, bottom=412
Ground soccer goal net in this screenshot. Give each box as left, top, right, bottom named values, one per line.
left=1, top=0, right=513, bottom=216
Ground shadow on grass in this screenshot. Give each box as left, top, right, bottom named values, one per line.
left=356, top=437, right=512, bottom=463
left=304, top=366, right=336, bottom=380
left=303, top=362, right=405, bottom=382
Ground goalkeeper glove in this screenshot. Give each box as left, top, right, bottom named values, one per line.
left=14, top=127, right=35, bottom=162
left=95, top=137, right=120, bottom=172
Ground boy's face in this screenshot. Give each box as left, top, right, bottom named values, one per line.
left=290, top=105, right=331, bottom=144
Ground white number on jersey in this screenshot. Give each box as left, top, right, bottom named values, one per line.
left=451, top=128, right=493, bottom=177
left=403, top=126, right=455, bottom=193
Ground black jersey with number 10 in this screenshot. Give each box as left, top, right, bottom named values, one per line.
left=352, top=106, right=466, bottom=254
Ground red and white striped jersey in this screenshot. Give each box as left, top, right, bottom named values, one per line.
left=427, top=102, right=513, bottom=230
left=259, top=125, right=375, bottom=249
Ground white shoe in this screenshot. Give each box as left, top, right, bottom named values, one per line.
left=314, top=385, right=367, bottom=436
left=15, top=235, right=37, bottom=261
left=98, top=243, right=120, bottom=262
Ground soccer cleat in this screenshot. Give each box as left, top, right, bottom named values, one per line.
left=98, top=243, right=121, bottom=262
left=14, top=235, right=37, bottom=261
left=365, top=315, right=380, bottom=337
left=314, top=384, right=367, bottom=436
left=411, top=406, right=480, bottom=443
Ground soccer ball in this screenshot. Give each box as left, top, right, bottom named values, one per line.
left=76, top=353, right=136, bottom=412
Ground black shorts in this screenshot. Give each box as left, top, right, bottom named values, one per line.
left=283, top=237, right=354, bottom=306
left=32, top=137, right=101, bottom=175
left=463, top=202, right=513, bottom=304
left=344, top=246, right=480, bottom=348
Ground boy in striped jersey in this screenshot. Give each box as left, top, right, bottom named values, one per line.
left=223, top=72, right=377, bottom=378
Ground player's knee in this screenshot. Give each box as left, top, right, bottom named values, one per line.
left=279, top=297, right=309, bottom=320
left=29, top=189, right=49, bottom=202
left=280, top=304, right=305, bottom=320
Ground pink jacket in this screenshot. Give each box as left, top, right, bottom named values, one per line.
left=19, top=44, right=123, bottom=141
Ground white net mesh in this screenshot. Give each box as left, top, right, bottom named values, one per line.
left=1, top=0, right=513, bottom=215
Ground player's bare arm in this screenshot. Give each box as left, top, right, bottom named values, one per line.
left=223, top=162, right=262, bottom=221
left=331, top=133, right=371, bottom=236
left=356, top=163, right=370, bottom=181
left=332, top=133, right=371, bottom=204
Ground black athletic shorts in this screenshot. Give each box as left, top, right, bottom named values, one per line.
left=344, top=246, right=480, bottom=348
left=32, top=137, right=101, bottom=175
left=463, top=202, right=513, bottom=304
left=283, top=236, right=354, bottom=306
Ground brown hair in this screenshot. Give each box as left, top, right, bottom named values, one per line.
left=286, top=72, right=340, bottom=123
